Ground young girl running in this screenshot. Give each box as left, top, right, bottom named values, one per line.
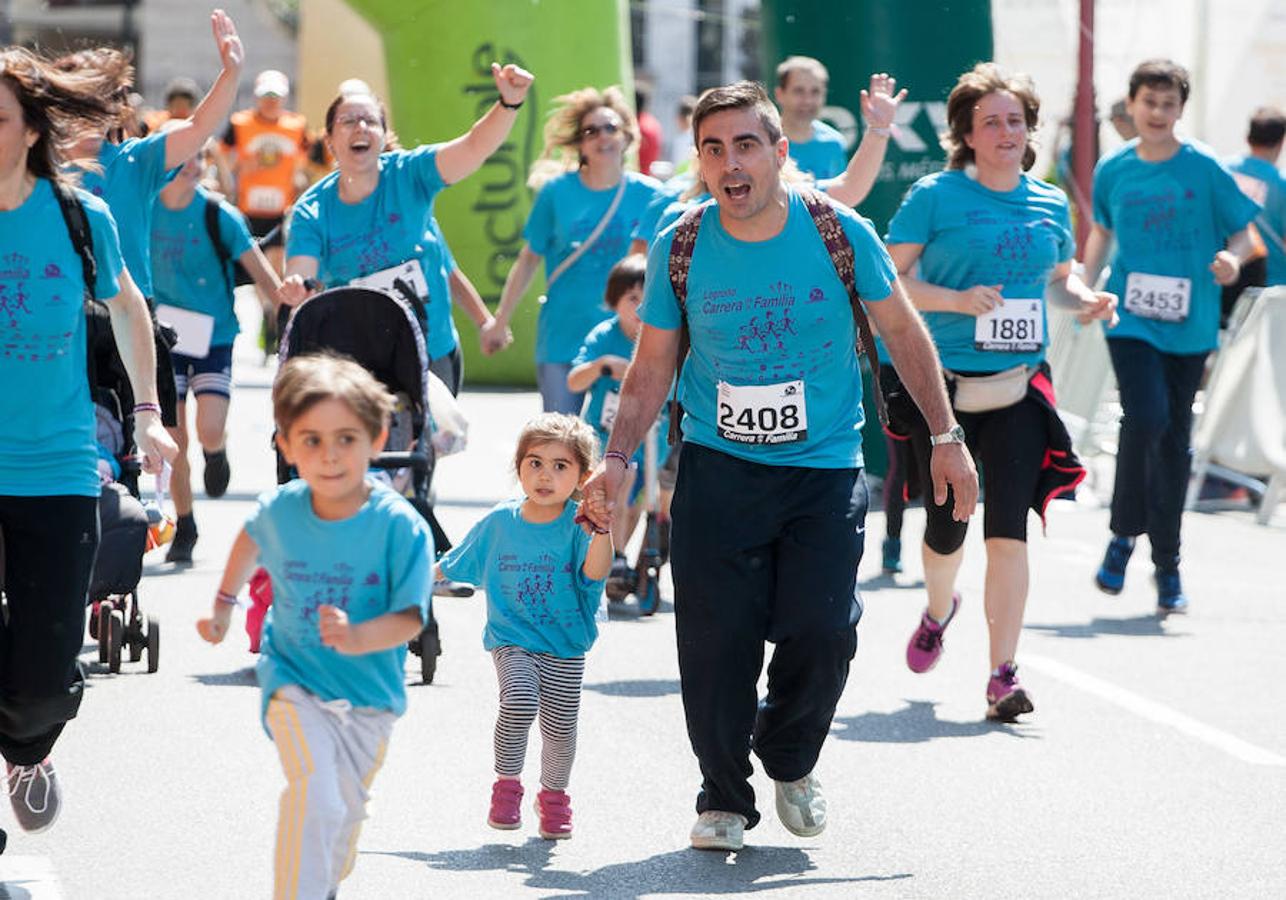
left=196, top=354, right=433, bottom=899
left=437, top=414, right=612, bottom=839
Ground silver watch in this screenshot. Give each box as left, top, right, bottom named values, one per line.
left=930, top=424, right=966, bottom=447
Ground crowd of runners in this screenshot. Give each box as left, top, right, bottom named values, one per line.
left=1, top=6, right=1283, bottom=897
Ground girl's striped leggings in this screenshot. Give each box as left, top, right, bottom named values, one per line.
left=491, top=645, right=585, bottom=791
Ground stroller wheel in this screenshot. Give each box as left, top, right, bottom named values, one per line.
left=128, top=599, right=144, bottom=663
left=97, top=601, right=114, bottom=664
left=419, top=630, right=440, bottom=684
left=88, top=601, right=100, bottom=641
left=146, top=616, right=160, bottom=674
left=108, top=610, right=124, bottom=674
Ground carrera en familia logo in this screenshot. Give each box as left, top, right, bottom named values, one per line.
left=463, top=44, right=538, bottom=304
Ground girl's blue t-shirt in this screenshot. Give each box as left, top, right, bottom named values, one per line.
left=249, top=478, right=434, bottom=731
left=788, top=120, right=849, bottom=182
left=151, top=186, right=254, bottom=346
left=572, top=315, right=670, bottom=470
left=642, top=190, right=896, bottom=469
left=886, top=169, right=1076, bottom=373
left=287, top=146, right=460, bottom=359
left=78, top=132, right=171, bottom=298
left=523, top=170, right=662, bottom=364
left=1092, top=139, right=1259, bottom=354
left=438, top=499, right=604, bottom=658
left=0, top=179, right=124, bottom=497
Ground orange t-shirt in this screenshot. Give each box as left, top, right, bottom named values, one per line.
left=224, top=109, right=310, bottom=218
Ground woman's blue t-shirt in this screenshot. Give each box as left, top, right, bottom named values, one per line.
left=1092, top=140, right=1259, bottom=354
left=886, top=169, right=1076, bottom=373
left=287, top=146, right=460, bottom=359
left=523, top=170, right=662, bottom=364
left=78, top=132, right=171, bottom=298
left=0, top=179, right=124, bottom=497
left=642, top=189, right=896, bottom=469
left=438, top=499, right=604, bottom=658
left=249, top=478, right=433, bottom=731
left=151, top=186, right=254, bottom=346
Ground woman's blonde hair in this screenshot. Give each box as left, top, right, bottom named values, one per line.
left=513, top=413, right=600, bottom=492
left=942, top=63, right=1040, bottom=172
left=527, top=85, right=638, bottom=191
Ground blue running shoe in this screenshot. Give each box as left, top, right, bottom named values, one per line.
left=1095, top=535, right=1134, bottom=594
left=1155, top=569, right=1189, bottom=615
left=882, top=536, right=902, bottom=574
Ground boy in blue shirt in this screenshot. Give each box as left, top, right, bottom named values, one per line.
left=1084, top=59, right=1259, bottom=613
left=197, top=355, right=432, bottom=899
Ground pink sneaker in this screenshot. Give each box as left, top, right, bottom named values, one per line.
left=535, top=789, right=573, bottom=840
left=487, top=778, right=523, bottom=830
left=906, top=593, right=961, bottom=673
left=986, top=661, right=1034, bottom=722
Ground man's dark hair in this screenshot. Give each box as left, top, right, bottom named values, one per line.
left=1248, top=107, right=1286, bottom=148
left=691, top=81, right=783, bottom=149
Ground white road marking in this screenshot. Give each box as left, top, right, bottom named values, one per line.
left=1023, top=653, right=1286, bottom=767
left=0, top=855, right=64, bottom=899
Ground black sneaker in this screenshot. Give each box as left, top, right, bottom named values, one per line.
left=7, top=758, right=62, bottom=834
left=203, top=449, right=231, bottom=498
left=166, top=517, right=197, bottom=564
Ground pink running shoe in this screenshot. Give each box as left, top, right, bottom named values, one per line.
left=906, top=593, right=961, bottom=673
left=488, top=778, right=523, bottom=830
left=986, top=661, right=1035, bottom=722
left=535, top=789, right=573, bottom=840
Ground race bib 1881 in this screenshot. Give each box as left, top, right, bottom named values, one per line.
left=1125, top=272, right=1190, bottom=323
left=974, top=299, right=1043, bottom=352
left=716, top=380, right=808, bottom=445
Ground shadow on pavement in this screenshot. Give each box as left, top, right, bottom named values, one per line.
left=583, top=678, right=681, bottom=698
left=1024, top=614, right=1177, bottom=640
left=367, top=839, right=911, bottom=896
left=190, top=667, right=258, bottom=687
left=830, top=700, right=1038, bottom=744
left=859, top=572, right=925, bottom=591
left=606, top=599, right=674, bottom=621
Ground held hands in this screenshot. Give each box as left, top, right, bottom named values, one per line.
left=860, top=72, right=907, bottom=130
left=492, top=63, right=534, bottom=107
left=134, top=412, right=178, bottom=475
left=210, top=9, right=244, bottom=75
left=958, top=284, right=1003, bottom=316
left=1210, top=250, right=1240, bottom=286
left=196, top=604, right=233, bottom=645
left=479, top=318, right=514, bottom=355
left=930, top=441, right=979, bottom=523
left=1077, top=290, right=1119, bottom=328
left=579, top=460, right=624, bottom=534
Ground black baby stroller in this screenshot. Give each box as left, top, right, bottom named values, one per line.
left=84, top=299, right=161, bottom=674
left=277, top=286, right=445, bottom=683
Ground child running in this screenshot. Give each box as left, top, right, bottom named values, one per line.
left=196, top=354, right=432, bottom=900
left=437, top=414, right=612, bottom=839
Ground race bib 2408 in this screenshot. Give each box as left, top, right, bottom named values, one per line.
left=716, top=380, right=808, bottom=445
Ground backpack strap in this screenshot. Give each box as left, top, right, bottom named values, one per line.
left=52, top=180, right=103, bottom=393
left=665, top=201, right=709, bottom=446
left=798, top=188, right=889, bottom=427
left=204, top=195, right=234, bottom=297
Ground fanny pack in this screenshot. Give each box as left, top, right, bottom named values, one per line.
left=945, top=364, right=1031, bottom=414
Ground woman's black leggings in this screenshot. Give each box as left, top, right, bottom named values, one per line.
left=0, top=495, right=98, bottom=765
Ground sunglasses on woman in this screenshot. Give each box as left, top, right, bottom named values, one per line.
left=580, top=121, right=621, bottom=140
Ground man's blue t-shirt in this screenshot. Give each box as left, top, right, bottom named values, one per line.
left=641, top=189, right=896, bottom=469
left=572, top=316, right=670, bottom=470
left=886, top=169, right=1076, bottom=372
left=287, top=146, right=459, bottom=359
left=523, top=170, right=662, bottom=363
left=249, top=478, right=433, bottom=731
left=1093, top=139, right=1259, bottom=354
left=151, top=186, right=254, bottom=346
left=438, top=499, right=604, bottom=658
left=789, top=120, right=848, bottom=181
left=78, top=133, right=171, bottom=298
left=0, top=179, right=124, bottom=497
left=1226, top=154, right=1286, bottom=286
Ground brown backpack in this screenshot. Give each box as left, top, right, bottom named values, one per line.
left=665, top=187, right=888, bottom=445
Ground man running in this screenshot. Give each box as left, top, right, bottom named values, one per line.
left=581, top=81, right=977, bottom=851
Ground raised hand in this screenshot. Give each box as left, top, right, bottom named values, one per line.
left=211, top=9, right=244, bottom=75
left=491, top=62, right=534, bottom=107
left=860, top=72, right=908, bottom=130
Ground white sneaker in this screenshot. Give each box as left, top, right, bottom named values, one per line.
left=774, top=772, right=826, bottom=837
left=689, top=810, right=747, bottom=851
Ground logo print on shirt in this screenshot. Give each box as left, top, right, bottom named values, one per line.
left=364, top=572, right=381, bottom=586
left=43, top=263, right=64, bottom=279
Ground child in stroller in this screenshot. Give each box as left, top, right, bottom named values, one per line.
left=253, top=284, right=457, bottom=682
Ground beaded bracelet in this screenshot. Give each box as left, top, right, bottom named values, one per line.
left=604, top=450, right=630, bottom=468
left=215, top=590, right=239, bottom=606
left=868, top=126, right=892, bottom=137
left=133, top=402, right=162, bottom=416
left=499, top=98, right=524, bottom=110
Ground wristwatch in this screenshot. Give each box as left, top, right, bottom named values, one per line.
left=930, top=424, right=966, bottom=447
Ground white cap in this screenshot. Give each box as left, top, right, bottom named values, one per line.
left=254, top=69, right=290, bottom=98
